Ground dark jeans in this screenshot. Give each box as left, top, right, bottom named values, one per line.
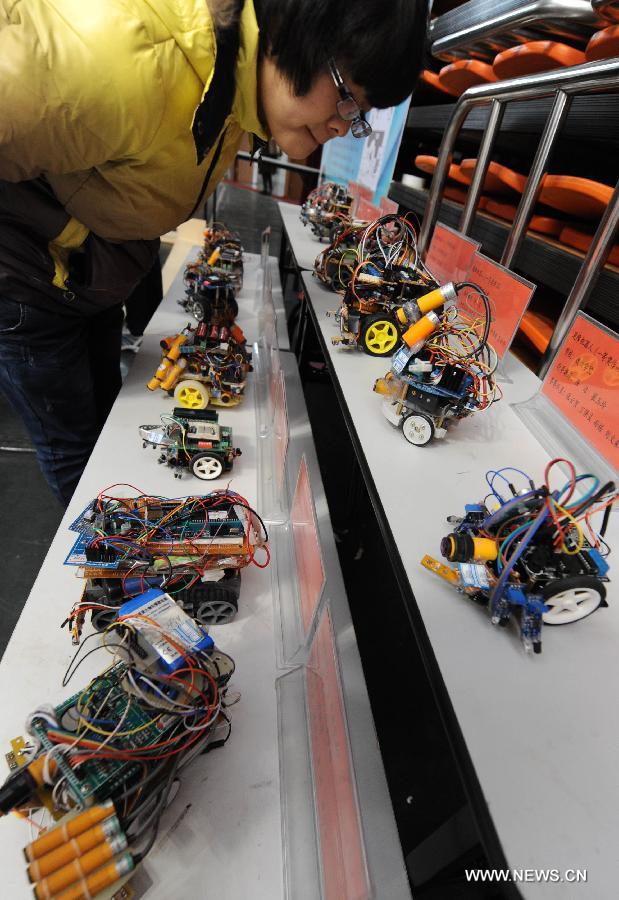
left=124, top=256, right=163, bottom=337
left=0, top=298, right=123, bottom=506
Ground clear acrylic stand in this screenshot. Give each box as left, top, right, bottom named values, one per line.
left=495, top=358, right=514, bottom=385
left=276, top=605, right=371, bottom=900
left=269, top=521, right=310, bottom=668
left=276, top=665, right=322, bottom=899
left=513, top=312, right=618, bottom=483
left=256, top=354, right=290, bottom=526
left=513, top=391, right=617, bottom=483
left=254, top=234, right=291, bottom=524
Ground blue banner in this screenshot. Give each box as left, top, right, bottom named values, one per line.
left=320, top=97, right=410, bottom=206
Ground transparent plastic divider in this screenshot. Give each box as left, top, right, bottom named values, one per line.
left=514, top=393, right=617, bottom=483
left=261, top=225, right=272, bottom=270
left=495, top=359, right=514, bottom=385
left=276, top=605, right=372, bottom=900
left=256, top=351, right=290, bottom=526
left=269, top=521, right=313, bottom=669
left=270, top=453, right=327, bottom=667
left=253, top=251, right=282, bottom=437
left=276, top=665, right=322, bottom=899
left=512, top=312, right=619, bottom=483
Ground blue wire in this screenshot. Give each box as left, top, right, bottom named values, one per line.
left=490, top=506, right=549, bottom=606
left=485, top=468, right=533, bottom=504
left=496, top=521, right=534, bottom=572
left=481, top=488, right=540, bottom=530
left=556, top=474, right=600, bottom=509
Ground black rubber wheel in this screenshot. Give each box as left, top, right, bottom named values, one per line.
left=227, top=296, right=239, bottom=319
left=191, top=298, right=210, bottom=322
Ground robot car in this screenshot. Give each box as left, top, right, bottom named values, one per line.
left=300, top=182, right=353, bottom=241
left=374, top=281, right=500, bottom=444
left=148, top=320, right=251, bottom=410
left=64, top=488, right=268, bottom=632
left=422, top=463, right=616, bottom=653
left=178, top=267, right=240, bottom=322
left=139, top=407, right=241, bottom=480
left=317, top=213, right=439, bottom=355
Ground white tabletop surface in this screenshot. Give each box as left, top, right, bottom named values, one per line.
left=302, top=270, right=619, bottom=899
left=278, top=201, right=326, bottom=272
left=0, top=235, right=284, bottom=899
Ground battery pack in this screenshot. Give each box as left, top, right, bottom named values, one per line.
left=119, top=589, right=214, bottom=672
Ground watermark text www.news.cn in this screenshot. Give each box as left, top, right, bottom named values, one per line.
left=465, top=869, right=587, bottom=884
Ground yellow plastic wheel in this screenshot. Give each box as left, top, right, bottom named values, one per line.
left=361, top=316, right=399, bottom=357
left=174, top=379, right=209, bottom=410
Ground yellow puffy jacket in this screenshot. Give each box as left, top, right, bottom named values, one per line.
left=0, top=0, right=266, bottom=312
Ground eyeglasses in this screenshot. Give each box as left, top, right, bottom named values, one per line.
left=328, top=59, right=372, bottom=139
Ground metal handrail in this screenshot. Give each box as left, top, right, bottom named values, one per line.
left=235, top=151, right=321, bottom=176
left=417, top=55, right=619, bottom=375
left=539, top=179, right=619, bottom=376
left=429, top=0, right=598, bottom=60
left=419, top=56, right=619, bottom=254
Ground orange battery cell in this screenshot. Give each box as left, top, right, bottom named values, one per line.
left=586, top=25, right=619, bottom=61
left=207, top=247, right=220, bottom=266
left=229, top=323, right=246, bottom=344
left=493, top=41, right=585, bottom=79
left=28, top=817, right=122, bottom=883
left=54, top=853, right=134, bottom=900
left=402, top=311, right=440, bottom=351
left=438, top=59, right=497, bottom=95
left=34, top=834, right=128, bottom=899
left=25, top=803, right=115, bottom=863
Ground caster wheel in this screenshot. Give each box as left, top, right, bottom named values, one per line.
left=402, top=413, right=435, bottom=446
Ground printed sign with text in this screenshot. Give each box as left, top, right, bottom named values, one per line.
left=356, top=198, right=383, bottom=222
left=459, top=252, right=536, bottom=359
left=542, top=313, right=619, bottom=471
left=306, top=608, right=369, bottom=900
left=379, top=196, right=399, bottom=215
left=425, top=223, right=480, bottom=285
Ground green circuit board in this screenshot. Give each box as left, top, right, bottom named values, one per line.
left=29, top=664, right=172, bottom=808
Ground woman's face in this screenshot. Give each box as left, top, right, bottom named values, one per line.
left=259, top=57, right=371, bottom=158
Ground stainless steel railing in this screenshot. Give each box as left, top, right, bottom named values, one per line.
left=417, top=56, right=619, bottom=375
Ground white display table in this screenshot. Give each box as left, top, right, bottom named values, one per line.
left=0, top=223, right=407, bottom=899
left=297, top=263, right=619, bottom=899
left=278, top=201, right=324, bottom=273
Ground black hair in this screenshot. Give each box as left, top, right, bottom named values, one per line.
left=253, top=0, right=430, bottom=108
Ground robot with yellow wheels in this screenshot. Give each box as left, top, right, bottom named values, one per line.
left=331, top=271, right=441, bottom=357
left=147, top=321, right=251, bottom=410
left=374, top=282, right=501, bottom=445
